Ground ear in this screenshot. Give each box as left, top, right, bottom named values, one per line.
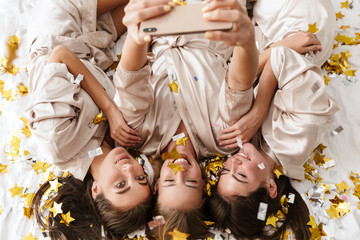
left=267, top=178, right=278, bottom=199
left=91, top=181, right=99, bottom=199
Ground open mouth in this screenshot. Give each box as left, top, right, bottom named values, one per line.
left=115, top=155, right=129, bottom=164
left=172, top=154, right=191, bottom=165
left=237, top=150, right=249, bottom=160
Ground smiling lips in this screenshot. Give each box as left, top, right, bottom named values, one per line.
left=115, top=155, right=130, bottom=165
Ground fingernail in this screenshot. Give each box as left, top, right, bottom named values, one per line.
left=205, top=32, right=213, bottom=39
left=203, top=12, right=210, bottom=19
left=144, top=35, right=151, bottom=42
left=168, top=1, right=176, bottom=7
left=202, top=5, right=209, bottom=12
left=164, top=5, right=171, bottom=11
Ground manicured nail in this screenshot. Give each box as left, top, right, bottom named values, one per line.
left=164, top=5, right=171, bottom=11
left=203, top=12, right=210, bottom=19
left=205, top=32, right=213, bottom=39
left=202, top=5, right=209, bottom=12
left=144, top=35, right=151, bottom=42
left=168, top=1, right=176, bottom=7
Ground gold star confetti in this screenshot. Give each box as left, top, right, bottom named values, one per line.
left=168, top=81, right=179, bottom=93
left=17, top=83, right=28, bottom=96
left=273, top=164, right=283, bottom=179
left=203, top=221, right=215, bottom=226
left=323, top=76, right=331, bottom=85
left=336, top=11, right=345, bottom=19
left=22, top=193, right=35, bottom=207
left=265, top=214, right=278, bottom=227
left=23, top=207, right=32, bottom=219
left=307, top=215, right=317, bottom=228
left=20, top=117, right=31, bottom=138
left=2, top=89, right=16, bottom=101
left=49, top=178, right=63, bottom=193
left=330, top=195, right=345, bottom=205
left=161, top=147, right=182, bottom=160
left=176, top=137, right=188, bottom=146
left=309, top=223, right=327, bottom=240
left=308, top=23, right=319, bottom=34
left=9, top=184, right=24, bottom=198
left=339, top=25, right=350, bottom=30
left=336, top=180, right=351, bottom=194
left=350, top=171, right=360, bottom=184
left=22, top=233, right=38, bottom=240
left=340, top=0, right=349, bottom=9
left=31, top=160, right=51, bottom=174
left=90, top=112, right=106, bottom=125
left=312, top=152, right=326, bottom=166
left=0, top=205, right=3, bottom=214
left=60, top=211, right=75, bottom=226
left=326, top=204, right=340, bottom=219
left=167, top=228, right=190, bottom=240
left=109, top=54, right=121, bottom=70
left=167, top=162, right=184, bottom=175
left=338, top=202, right=351, bottom=216
left=344, top=68, right=356, bottom=77
left=50, top=202, right=63, bottom=217
left=352, top=184, right=360, bottom=199
left=315, top=144, right=327, bottom=153
left=0, top=163, right=8, bottom=174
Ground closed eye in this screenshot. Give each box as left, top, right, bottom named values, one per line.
left=219, top=168, right=230, bottom=175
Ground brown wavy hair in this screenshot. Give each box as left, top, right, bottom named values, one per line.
left=31, top=173, right=153, bottom=239
left=209, top=175, right=311, bottom=240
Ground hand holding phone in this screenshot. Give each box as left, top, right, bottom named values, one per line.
left=139, top=4, right=233, bottom=36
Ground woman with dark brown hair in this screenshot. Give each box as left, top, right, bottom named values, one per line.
left=209, top=0, right=338, bottom=239
left=27, top=0, right=154, bottom=239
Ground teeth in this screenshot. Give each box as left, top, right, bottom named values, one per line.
left=238, top=152, right=247, bottom=158
left=174, top=158, right=189, bottom=164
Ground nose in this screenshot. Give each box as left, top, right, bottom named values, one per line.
left=121, top=163, right=135, bottom=175
left=231, top=156, right=242, bottom=165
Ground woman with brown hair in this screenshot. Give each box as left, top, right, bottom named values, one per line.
left=27, top=0, right=154, bottom=239
left=210, top=0, right=338, bottom=239
left=114, top=0, right=258, bottom=239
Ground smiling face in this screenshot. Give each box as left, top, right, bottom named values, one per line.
left=156, top=144, right=204, bottom=210
left=92, top=147, right=151, bottom=211
left=217, top=143, right=276, bottom=198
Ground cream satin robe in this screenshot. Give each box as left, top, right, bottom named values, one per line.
left=253, top=0, right=339, bottom=180
left=26, top=0, right=117, bottom=180
left=114, top=34, right=254, bottom=159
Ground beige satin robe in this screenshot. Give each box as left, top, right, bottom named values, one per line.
left=25, top=0, right=117, bottom=180
left=253, top=0, right=339, bottom=180
left=114, top=34, right=254, bottom=159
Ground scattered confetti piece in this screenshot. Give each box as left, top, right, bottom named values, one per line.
left=340, top=0, right=349, bottom=9
left=9, top=184, right=24, bottom=198
left=265, top=214, right=279, bottom=228
left=49, top=178, right=63, bottom=193
left=273, top=164, right=283, bottom=179
left=336, top=11, right=345, bottom=19
left=161, top=147, right=182, bottom=160
left=176, top=137, right=189, bottom=146
left=60, top=211, right=75, bottom=226
left=0, top=163, right=8, bottom=174
left=167, top=162, right=184, bottom=175
left=335, top=180, right=351, bottom=194
left=31, top=161, right=51, bottom=175
left=148, top=215, right=165, bottom=230
left=168, top=81, right=179, bottom=93
left=167, top=228, right=189, bottom=240
left=172, top=132, right=185, bottom=141
left=90, top=112, right=106, bottom=126
left=172, top=0, right=187, bottom=6
left=88, top=147, right=103, bottom=158
left=23, top=207, right=32, bottom=219
left=258, top=162, right=265, bottom=170
left=22, top=193, right=35, bottom=207
left=331, top=126, right=343, bottom=136
left=49, top=202, right=63, bottom=217
left=22, top=232, right=38, bottom=240
left=308, top=23, right=319, bottom=34
left=257, top=202, right=268, bottom=221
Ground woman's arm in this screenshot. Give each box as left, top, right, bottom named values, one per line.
left=257, top=31, right=322, bottom=75
left=48, top=45, right=141, bottom=146
left=202, top=0, right=258, bottom=90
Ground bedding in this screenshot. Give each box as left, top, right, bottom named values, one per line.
left=0, top=0, right=359, bottom=239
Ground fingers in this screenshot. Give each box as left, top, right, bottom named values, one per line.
left=202, top=0, right=244, bottom=13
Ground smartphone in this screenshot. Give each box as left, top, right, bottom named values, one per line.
left=139, top=4, right=233, bottom=36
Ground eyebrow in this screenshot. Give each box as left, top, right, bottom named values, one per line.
left=232, top=174, right=247, bottom=183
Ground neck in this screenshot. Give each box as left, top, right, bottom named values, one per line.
left=89, top=140, right=112, bottom=181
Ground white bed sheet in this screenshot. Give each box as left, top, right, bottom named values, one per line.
left=0, top=0, right=359, bottom=239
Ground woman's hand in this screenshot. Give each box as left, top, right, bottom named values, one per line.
left=122, top=0, right=173, bottom=45
left=217, top=105, right=267, bottom=149
left=202, top=0, right=253, bottom=46
left=272, top=31, right=322, bottom=54
left=104, top=104, right=141, bottom=147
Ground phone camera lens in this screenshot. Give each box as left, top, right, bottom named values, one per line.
left=143, top=27, right=157, bottom=32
